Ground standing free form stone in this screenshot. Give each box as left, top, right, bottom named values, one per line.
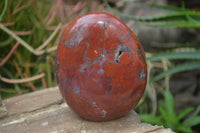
left=56, top=12, right=147, bottom=121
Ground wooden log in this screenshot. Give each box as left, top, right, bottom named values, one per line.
left=0, top=87, right=174, bottom=133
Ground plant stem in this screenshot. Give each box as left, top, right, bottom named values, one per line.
left=0, top=73, right=45, bottom=84
left=24, top=74, right=37, bottom=91
left=0, top=0, right=8, bottom=21
left=46, top=56, right=52, bottom=87
left=162, top=59, right=170, bottom=90
left=40, top=67, right=47, bottom=89
left=0, top=42, right=20, bottom=66
left=0, top=23, right=61, bottom=56
left=0, top=23, right=35, bottom=54
left=35, top=23, right=61, bottom=51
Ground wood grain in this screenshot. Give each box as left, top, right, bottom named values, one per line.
left=0, top=87, right=174, bottom=133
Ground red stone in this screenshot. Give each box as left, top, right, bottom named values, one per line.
left=56, top=12, right=147, bottom=121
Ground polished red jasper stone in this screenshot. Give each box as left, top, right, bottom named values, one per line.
left=56, top=12, right=147, bottom=121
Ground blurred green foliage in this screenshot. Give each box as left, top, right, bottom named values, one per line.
left=140, top=90, right=200, bottom=133
left=0, top=0, right=58, bottom=98
left=0, top=0, right=107, bottom=98
left=104, top=0, right=200, bottom=132
left=0, top=0, right=97, bottom=98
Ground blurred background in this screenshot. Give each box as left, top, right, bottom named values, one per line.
left=0, top=0, right=200, bottom=132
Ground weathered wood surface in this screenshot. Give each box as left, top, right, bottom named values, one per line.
left=0, top=87, right=174, bottom=133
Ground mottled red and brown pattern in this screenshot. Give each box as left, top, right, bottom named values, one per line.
left=56, top=12, right=147, bottom=121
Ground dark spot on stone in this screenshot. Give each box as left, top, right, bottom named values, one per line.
left=56, top=58, right=60, bottom=71
left=98, top=68, right=105, bottom=74
left=117, top=83, right=121, bottom=87
left=74, top=87, right=80, bottom=94
left=139, top=68, right=146, bottom=80
left=79, top=69, right=85, bottom=72
left=105, top=90, right=110, bottom=96
left=106, top=87, right=112, bottom=96
left=115, top=50, right=122, bottom=64
left=115, top=45, right=131, bottom=64
left=120, top=30, right=131, bottom=38
left=57, top=59, right=60, bottom=65
left=135, top=97, right=139, bottom=104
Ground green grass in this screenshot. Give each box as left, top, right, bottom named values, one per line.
left=0, top=0, right=58, bottom=98
left=140, top=90, right=200, bottom=133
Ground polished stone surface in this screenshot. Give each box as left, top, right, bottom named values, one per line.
left=56, top=12, right=147, bottom=121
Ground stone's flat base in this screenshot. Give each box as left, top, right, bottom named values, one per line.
left=0, top=87, right=174, bottom=133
